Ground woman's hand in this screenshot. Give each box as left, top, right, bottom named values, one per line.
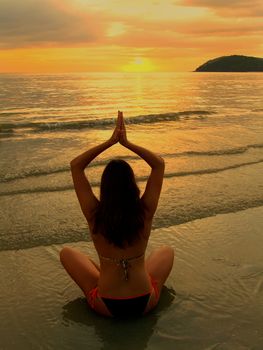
left=119, top=111, right=128, bottom=146
left=109, top=111, right=122, bottom=145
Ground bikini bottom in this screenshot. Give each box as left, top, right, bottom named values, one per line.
left=87, top=276, right=159, bottom=318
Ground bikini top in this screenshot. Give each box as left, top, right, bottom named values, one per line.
left=99, top=252, right=145, bottom=281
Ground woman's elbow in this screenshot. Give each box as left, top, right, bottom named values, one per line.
left=158, top=157, right=165, bottom=169
left=70, top=159, right=80, bottom=170
left=70, top=159, right=75, bottom=168
left=153, top=157, right=165, bottom=171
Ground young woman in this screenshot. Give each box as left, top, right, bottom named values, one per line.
left=60, top=111, right=174, bottom=318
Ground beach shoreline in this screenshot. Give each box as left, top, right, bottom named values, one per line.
left=1, top=206, right=263, bottom=350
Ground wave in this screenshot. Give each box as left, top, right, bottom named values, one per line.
left=0, top=165, right=71, bottom=182
left=0, top=111, right=30, bottom=117
left=0, top=110, right=213, bottom=134
left=164, top=159, right=263, bottom=178
left=175, top=143, right=263, bottom=156
left=1, top=144, right=263, bottom=183
left=154, top=198, right=263, bottom=229
left=1, top=199, right=263, bottom=252
left=0, top=157, right=135, bottom=183
left=1, top=159, right=262, bottom=197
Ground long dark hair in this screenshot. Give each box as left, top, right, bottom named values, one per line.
left=93, top=159, right=145, bottom=248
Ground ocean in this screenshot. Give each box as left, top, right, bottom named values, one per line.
left=1, top=72, right=262, bottom=251
left=0, top=72, right=263, bottom=349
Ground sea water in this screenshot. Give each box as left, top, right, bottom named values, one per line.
left=0, top=72, right=262, bottom=251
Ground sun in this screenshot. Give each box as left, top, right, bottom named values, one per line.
left=121, top=57, right=155, bottom=72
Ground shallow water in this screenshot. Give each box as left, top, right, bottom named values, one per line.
left=0, top=72, right=262, bottom=250
left=1, top=207, right=263, bottom=350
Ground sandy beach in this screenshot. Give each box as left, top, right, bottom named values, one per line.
left=1, top=206, right=263, bottom=350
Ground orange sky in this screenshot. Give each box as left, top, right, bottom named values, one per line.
left=0, top=0, right=262, bottom=73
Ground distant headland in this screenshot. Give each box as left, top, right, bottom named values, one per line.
left=195, top=55, right=263, bottom=72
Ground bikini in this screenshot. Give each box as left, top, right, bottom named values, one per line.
left=87, top=253, right=159, bottom=318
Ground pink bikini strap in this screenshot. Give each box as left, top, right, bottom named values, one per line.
left=88, top=287, right=99, bottom=309
left=150, top=275, right=160, bottom=300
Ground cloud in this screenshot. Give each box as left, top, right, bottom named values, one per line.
left=173, top=19, right=263, bottom=36
left=0, top=0, right=262, bottom=57
left=0, top=0, right=106, bottom=49
left=107, top=29, right=262, bottom=53
left=177, top=0, right=263, bottom=17
left=104, top=14, right=263, bottom=49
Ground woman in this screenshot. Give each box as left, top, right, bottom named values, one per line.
left=60, top=111, right=174, bottom=318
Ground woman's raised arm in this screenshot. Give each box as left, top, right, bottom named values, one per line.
left=70, top=114, right=121, bottom=221
left=119, top=112, right=165, bottom=218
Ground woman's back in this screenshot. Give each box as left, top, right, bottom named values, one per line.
left=91, top=215, right=153, bottom=297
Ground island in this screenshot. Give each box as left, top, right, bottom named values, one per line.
left=195, top=55, right=263, bottom=72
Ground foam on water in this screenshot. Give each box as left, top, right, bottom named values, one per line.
left=0, top=110, right=213, bottom=137
left=0, top=159, right=263, bottom=197
left=1, top=142, right=263, bottom=183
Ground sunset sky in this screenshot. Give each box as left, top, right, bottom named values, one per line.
left=0, top=0, right=262, bottom=73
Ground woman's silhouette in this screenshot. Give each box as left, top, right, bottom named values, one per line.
left=60, top=111, right=174, bottom=317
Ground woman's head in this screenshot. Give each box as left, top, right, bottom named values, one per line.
left=100, top=159, right=139, bottom=204
left=93, top=159, right=145, bottom=248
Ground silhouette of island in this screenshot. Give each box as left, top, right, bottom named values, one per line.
left=195, top=55, right=263, bottom=72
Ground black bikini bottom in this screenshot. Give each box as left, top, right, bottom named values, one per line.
left=101, top=293, right=151, bottom=318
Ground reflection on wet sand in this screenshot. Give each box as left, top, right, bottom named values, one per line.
left=62, top=286, right=176, bottom=350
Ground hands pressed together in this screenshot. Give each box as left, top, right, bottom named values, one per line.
left=109, top=110, right=128, bottom=146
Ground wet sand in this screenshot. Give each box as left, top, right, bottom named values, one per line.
left=1, top=206, right=263, bottom=350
